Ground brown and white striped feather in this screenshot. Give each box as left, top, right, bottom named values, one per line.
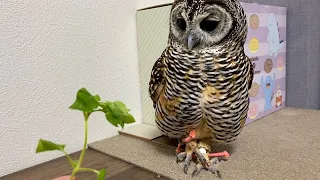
left=149, top=46, right=253, bottom=143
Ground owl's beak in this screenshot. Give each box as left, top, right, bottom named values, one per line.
left=187, top=33, right=200, bottom=51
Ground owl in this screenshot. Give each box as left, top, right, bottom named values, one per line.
left=149, top=0, right=254, bottom=177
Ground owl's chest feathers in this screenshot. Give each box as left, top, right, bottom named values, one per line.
left=160, top=50, right=249, bottom=123
left=155, top=48, right=250, bottom=140
left=164, top=52, right=244, bottom=100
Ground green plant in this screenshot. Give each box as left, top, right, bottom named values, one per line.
left=36, top=88, right=136, bottom=180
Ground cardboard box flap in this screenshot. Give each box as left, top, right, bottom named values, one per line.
left=137, top=0, right=173, bottom=11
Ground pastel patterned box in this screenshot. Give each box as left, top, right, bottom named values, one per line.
left=242, top=3, right=287, bottom=125
left=136, top=2, right=287, bottom=126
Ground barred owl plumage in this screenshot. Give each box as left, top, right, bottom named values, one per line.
left=149, top=0, right=254, bottom=176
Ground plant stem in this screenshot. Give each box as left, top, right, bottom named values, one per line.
left=70, top=170, right=77, bottom=180
left=77, top=112, right=89, bottom=168
left=93, top=109, right=104, bottom=112
left=78, top=167, right=100, bottom=174
left=69, top=168, right=99, bottom=180
left=77, top=112, right=89, bottom=167
left=70, top=112, right=90, bottom=180
left=62, top=150, right=74, bottom=168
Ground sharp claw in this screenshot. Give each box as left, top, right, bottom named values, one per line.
left=191, top=156, right=222, bottom=177
left=184, top=164, right=188, bottom=174
left=182, top=152, right=193, bottom=174
left=209, top=168, right=221, bottom=178
left=217, top=170, right=222, bottom=178
left=208, top=158, right=221, bottom=178
left=192, top=169, right=199, bottom=177
left=192, top=164, right=204, bottom=177
left=177, top=138, right=225, bottom=177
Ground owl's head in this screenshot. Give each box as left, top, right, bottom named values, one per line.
left=169, top=0, right=247, bottom=52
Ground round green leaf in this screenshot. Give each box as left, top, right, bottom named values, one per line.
left=102, top=101, right=136, bottom=128
left=114, top=101, right=130, bottom=113
left=123, top=114, right=135, bottom=124
left=107, top=102, right=122, bottom=118
left=105, top=112, right=120, bottom=127
left=69, top=88, right=99, bottom=112
left=93, top=95, right=101, bottom=102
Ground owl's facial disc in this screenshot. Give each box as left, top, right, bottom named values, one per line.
left=170, top=3, right=233, bottom=51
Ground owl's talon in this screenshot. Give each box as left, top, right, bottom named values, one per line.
left=216, top=170, right=222, bottom=178
left=184, top=164, right=188, bottom=174
left=191, top=157, right=221, bottom=178
left=181, top=150, right=193, bottom=174
left=192, top=169, right=200, bottom=177
left=177, top=138, right=223, bottom=177
left=191, top=163, right=204, bottom=177
left=208, top=158, right=221, bottom=178
left=183, top=155, right=192, bottom=174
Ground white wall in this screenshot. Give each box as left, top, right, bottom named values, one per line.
left=0, top=0, right=142, bottom=176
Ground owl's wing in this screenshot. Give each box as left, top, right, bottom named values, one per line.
left=247, top=56, right=254, bottom=90
left=149, top=50, right=166, bottom=108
